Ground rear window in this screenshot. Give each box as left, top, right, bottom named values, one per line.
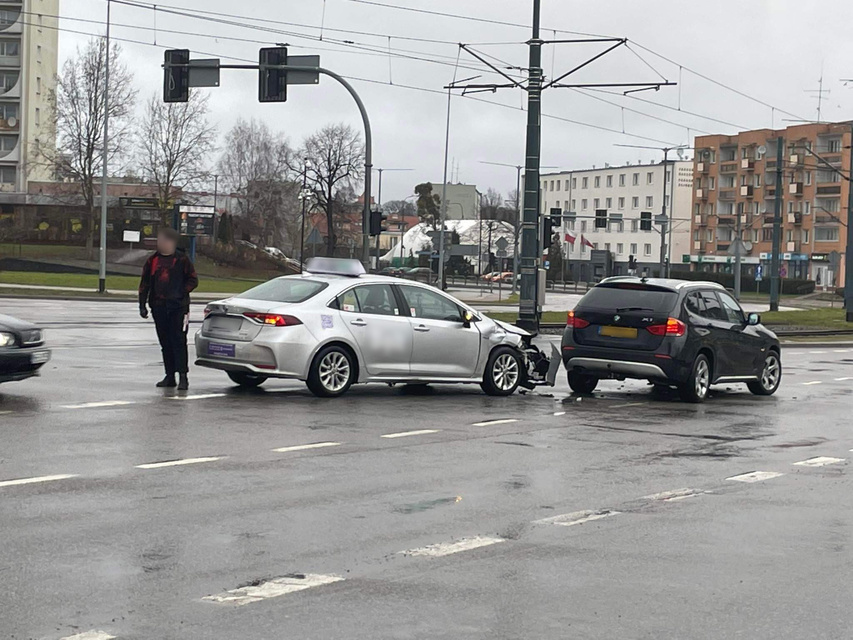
left=578, top=285, right=677, bottom=314
left=236, top=278, right=327, bottom=303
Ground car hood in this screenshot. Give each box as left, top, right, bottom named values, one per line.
left=0, top=313, right=37, bottom=332
left=489, top=317, right=532, bottom=338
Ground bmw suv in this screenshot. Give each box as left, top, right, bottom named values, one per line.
left=561, top=277, right=781, bottom=402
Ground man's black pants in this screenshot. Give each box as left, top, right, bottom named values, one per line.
left=152, top=306, right=189, bottom=376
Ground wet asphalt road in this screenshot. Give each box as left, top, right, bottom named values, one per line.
left=2, top=298, right=853, bottom=639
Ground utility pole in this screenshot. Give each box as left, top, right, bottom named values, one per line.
left=734, top=206, right=743, bottom=300
left=846, top=123, right=853, bottom=321
left=517, top=0, right=543, bottom=332
left=658, top=148, right=670, bottom=277
left=299, top=159, right=310, bottom=272
left=770, top=137, right=784, bottom=312
left=438, top=85, right=452, bottom=290
left=98, top=0, right=111, bottom=294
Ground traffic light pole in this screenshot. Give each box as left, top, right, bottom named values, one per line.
left=98, top=0, right=111, bottom=294
left=846, top=123, right=853, bottom=322
left=517, top=0, right=543, bottom=333
left=770, top=137, right=784, bottom=312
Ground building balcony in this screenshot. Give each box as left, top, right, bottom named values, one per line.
left=720, top=162, right=738, bottom=173
left=788, top=182, right=804, bottom=196
left=763, top=214, right=776, bottom=225
left=787, top=212, right=803, bottom=224
left=696, top=188, right=706, bottom=199
left=741, top=158, right=755, bottom=170
left=717, top=215, right=735, bottom=225
left=719, top=189, right=736, bottom=200
left=694, top=214, right=707, bottom=226
left=696, top=161, right=708, bottom=173
left=740, top=185, right=754, bottom=198
left=816, top=185, right=842, bottom=195
left=816, top=214, right=839, bottom=224
left=789, top=153, right=804, bottom=166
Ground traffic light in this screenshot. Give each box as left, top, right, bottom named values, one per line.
left=640, top=211, right=653, bottom=231
left=163, top=49, right=190, bottom=103
left=542, top=216, right=554, bottom=249
left=259, top=47, right=288, bottom=103
left=549, top=207, right=562, bottom=227
left=628, top=255, right=638, bottom=270
left=369, top=210, right=387, bottom=236
left=595, top=209, right=608, bottom=229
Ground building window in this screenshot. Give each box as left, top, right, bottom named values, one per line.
left=572, top=177, right=576, bottom=189
left=805, top=172, right=812, bottom=185
left=618, top=197, right=625, bottom=210
left=605, top=197, right=612, bottom=209
left=581, top=221, right=587, bottom=232
left=630, top=243, right=637, bottom=255
left=802, top=229, right=810, bottom=244
left=594, top=176, right=600, bottom=188
left=709, top=176, right=716, bottom=190
left=616, top=243, right=623, bottom=255
left=582, top=177, right=588, bottom=189
left=593, top=198, right=600, bottom=209
left=0, top=166, right=14, bottom=184
left=643, top=243, right=652, bottom=256
left=631, top=220, right=638, bottom=232
left=828, top=139, right=842, bottom=153
left=606, top=175, right=613, bottom=187
left=604, top=242, right=611, bottom=252
left=36, top=77, right=41, bottom=95
left=815, top=227, right=840, bottom=242
left=556, top=180, right=561, bottom=192
left=619, top=174, right=625, bottom=187
left=0, top=102, right=18, bottom=120
left=0, top=72, right=17, bottom=91
left=581, top=199, right=588, bottom=210
left=645, top=196, right=654, bottom=208
left=804, top=201, right=811, bottom=215
left=0, top=135, right=15, bottom=151
left=550, top=180, right=555, bottom=191
left=564, top=179, right=570, bottom=191
left=755, top=174, right=761, bottom=187
left=706, top=229, right=713, bottom=242
left=35, top=107, right=40, bottom=126
left=0, top=11, right=17, bottom=27
left=0, top=41, right=19, bottom=58
left=647, top=172, right=654, bottom=185
left=571, top=199, right=576, bottom=211
left=631, top=196, right=639, bottom=209
left=37, top=45, right=42, bottom=63
left=762, top=228, right=773, bottom=242
left=632, top=172, right=639, bottom=186
left=664, top=195, right=670, bottom=208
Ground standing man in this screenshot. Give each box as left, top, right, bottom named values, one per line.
left=139, top=227, right=199, bottom=390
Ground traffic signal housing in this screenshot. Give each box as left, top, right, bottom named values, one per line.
left=628, top=255, right=638, bottom=270
left=163, top=49, right=190, bottom=103
left=259, top=47, right=288, bottom=103
left=549, top=207, right=562, bottom=228
left=369, top=210, right=387, bottom=236
left=640, top=211, right=653, bottom=231
left=542, top=216, right=554, bottom=249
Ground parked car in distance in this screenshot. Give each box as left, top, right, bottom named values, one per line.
left=263, top=247, right=288, bottom=260
left=404, top=267, right=438, bottom=284
left=0, top=314, right=50, bottom=384
left=379, top=266, right=404, bottom=277
left=561, top=277, right=781, bottom=402
left=236, top=240, right=258, bottom=250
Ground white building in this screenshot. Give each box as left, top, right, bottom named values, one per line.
left=434, top=183, right=481, bottom=220
left=539, top=161, right=693, bottom=281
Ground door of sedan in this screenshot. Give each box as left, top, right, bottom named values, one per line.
left=397, top=285, right=481, bottom=378
left=336, top=284, right=412, bottom=377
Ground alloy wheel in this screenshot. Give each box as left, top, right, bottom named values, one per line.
left=761, top=354, right=780, bottom=391
left=319, top=351, right=350, bottom=392
left=493, top=353, right=520, bottom=391
left=694, top=358, right=710, bottom=399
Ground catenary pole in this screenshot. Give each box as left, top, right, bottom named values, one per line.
left=770, top=137, right=784, bottom=311
left=846, top=123, right=853, bottom=321
left=438, top=84, right=452, bottom=290
left=98, top=0, right=111, bottom=294
left=658, top=148, right=669, bottom=277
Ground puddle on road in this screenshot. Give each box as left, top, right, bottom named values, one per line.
left=393, top=496, right=461, bottom=514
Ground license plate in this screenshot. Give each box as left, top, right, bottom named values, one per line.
left=209, top=316, right=242, bottom=331
left=30, top=350, right=50, bottom=364
left=208, top=343, right=236, bottom=358
left=599, top=325, right=638, bottom=339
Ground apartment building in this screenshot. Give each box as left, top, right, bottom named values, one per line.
left=540, top=160, right=693, bottom=281
left=0, top=0, right=58, bottom=193
left=691, top=122, right=850, bottom=287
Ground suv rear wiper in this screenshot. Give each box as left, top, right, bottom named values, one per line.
left=616, top=306, right=655, bottom=312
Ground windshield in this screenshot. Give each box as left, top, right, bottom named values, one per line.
left=578, top=285, right=677, bottom=314
left=236, top=278, right=327, bottom=303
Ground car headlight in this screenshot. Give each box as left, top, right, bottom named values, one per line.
left=0, top=332, right=16, bottom=347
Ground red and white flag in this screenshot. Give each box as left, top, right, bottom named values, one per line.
left=564, top=230, right=577, bottom=246
left=581, top=234, right=595, bottom=249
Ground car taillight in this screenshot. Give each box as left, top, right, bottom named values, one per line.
left=566, top=310, right=590, bottom=329
left=646, top=317, right=686, bottom=337
left=203, top=305, right=213, bottom=318
left=243, top=312, right=302, bottom=327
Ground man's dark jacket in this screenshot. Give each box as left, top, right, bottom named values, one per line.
left=138, top=250, right=199, bottom=312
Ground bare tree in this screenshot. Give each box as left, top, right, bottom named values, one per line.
left=41, top=38, right=136, bottom=258
left=217, top=118, right=296, bottom=248
left=137, top=91, right=217, bottom=223
left=479, top=187, right=505, bottom=220
left=300, top=123, right=364, bottom=255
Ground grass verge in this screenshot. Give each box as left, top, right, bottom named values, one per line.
left=0, top=271, right=260, bottom=294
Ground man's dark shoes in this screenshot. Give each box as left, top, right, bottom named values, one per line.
left=156, top=375, right=177, bottom=388
left=177, top=374, right=189, bottom=391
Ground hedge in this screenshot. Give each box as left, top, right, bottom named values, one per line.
left=670, top=270, right=815, bottom=295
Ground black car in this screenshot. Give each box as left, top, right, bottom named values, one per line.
left=561, top=277, right=781, bottom=402
left=0, top=314, right=50, bottom=384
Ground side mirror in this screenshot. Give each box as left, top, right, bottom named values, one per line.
left=462, top=311, right=474, bottom=328
left=747, top=312, right=760, bottom=326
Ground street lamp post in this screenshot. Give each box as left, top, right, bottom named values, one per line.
left=298, top=158, right=311, bottom=273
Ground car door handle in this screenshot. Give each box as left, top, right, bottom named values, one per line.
left=414, top=325, right=430, bottom=332
left=350, top=319, right=367, bottom=327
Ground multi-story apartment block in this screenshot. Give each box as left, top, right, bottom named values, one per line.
left=691, top=122, right=850, bottom=287
left=540, top=161, right=693, bottom=281
left=0, top=0, right=58, bottom=194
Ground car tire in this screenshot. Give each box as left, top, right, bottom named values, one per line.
left=227, top=371, right=268, bottom=388
left=568, top=370, right=598, bottom=394
left=747, top=351, right=782, bottom=396
left=481, top=347, right=523, bottom=396
left=679, top=354, right=711, bottom=403
left=306, top=345, right=355, bottom=398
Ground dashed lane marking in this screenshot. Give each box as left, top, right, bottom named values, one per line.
left=203, top=573, right=344, bottom=606
left=381, top=429, right=440, bottom=439
left=472, top=418, right=519, bottom=427
left=643, top=488, right=701, bottom=502
left=136, top=456, right=223, bottom=469
left=553, top=411, right=566, bottom=416
left=834, top=349, right=850, bottom=353
left=60, top=632, right=116, bottom=640
left=272, top=442, right=342, bottom=453
left=169, top=393, right=227, bottom=401
left=794, top=456, right=846, bottom=467
left=62, top=400, right=136, bottom=409
left=0, top=473, right=78, bottom=489
left=810, top=350, right=827, bottom=354
left=399, top=536, right=505, bottom=557
left=803, top=381, right=823, bottom=386
left=613, top=402, right=649, bottom=409
left=0, top=410, right=11, bottom=416
left=726, top=471, right=784, bottom=483
left=534, top=509, right=621, bottom=527
left=836, top=377, right=853, bottom=382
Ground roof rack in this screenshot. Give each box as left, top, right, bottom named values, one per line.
left=304, top=257, right=366, bottom=278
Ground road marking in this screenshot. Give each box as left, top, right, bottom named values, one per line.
left=472, top=418, right=519, bottom=427
left=726, top=471, right=784, bottom=483
left=400, top=536, right=505, bottom=557
left=803, top=381, right=823, bottom=386
left=272, top=442, right=341, bottom=453
left=60, top=632, right=116, bottom=640
left=643, top=488, right=701, bottom=502
left=614, top=402, right=649, bottom=409
left=203, top=573, right=344, bottom=606
left=0, top=473, right=78, bottom=488
left=0, top=410, right=11, bottom=416
left=834, top=349, right=850, bottom=353
left=381, top=429, right=440, bottom=439
left=136, top=456, right=223, bottom=469
left=810, top=350, right=827, bottom=354
left=169, top=393, right=227, bottom=401
left=553, top=411, right=566, bottom=416
left=535, top=509, right=620, bottom=527
left=794, top=456, right=845, bottom=467
left=835, top=377, right=853, bottom=382
left=62, top=400, right=135, bottom=409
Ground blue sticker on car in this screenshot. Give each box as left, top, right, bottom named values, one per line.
left=321, top=314, right=334, bottom=329
left=209, top=342, right=236, bottom=358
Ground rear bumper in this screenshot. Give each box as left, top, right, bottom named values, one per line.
left=0, top=347, right=51, bottom=383
left=562, top=343, right=690, bottom=383
left=194, top=328, right=314, bottom=379
left=567, top=357, right=668, bottom=379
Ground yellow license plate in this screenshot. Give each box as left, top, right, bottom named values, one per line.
left=599, top=325, right=638, bottom=339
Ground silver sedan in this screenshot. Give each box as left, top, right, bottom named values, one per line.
left=195, top=258, right=552, bottom=397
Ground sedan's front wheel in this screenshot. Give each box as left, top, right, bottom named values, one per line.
left=307, top=345, right=355, bottom=397
left=747, top=351, right=781, bottom=396
left=481, top=347, right=523, bottom=396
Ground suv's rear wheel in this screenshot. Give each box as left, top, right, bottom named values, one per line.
left=679, top=354, right=711, bottom=403
left=568, top=370, right=598, bottom=394
left=747, top=351, right=781, bottom=396
left=481, top=347, right=522, bottom=396
left=307, top=345, right=355, bottom=397
left=227, top=371, right=268, bottom=388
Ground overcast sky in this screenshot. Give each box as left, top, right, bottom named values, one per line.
left=64, top=0, right=853, bottom=202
